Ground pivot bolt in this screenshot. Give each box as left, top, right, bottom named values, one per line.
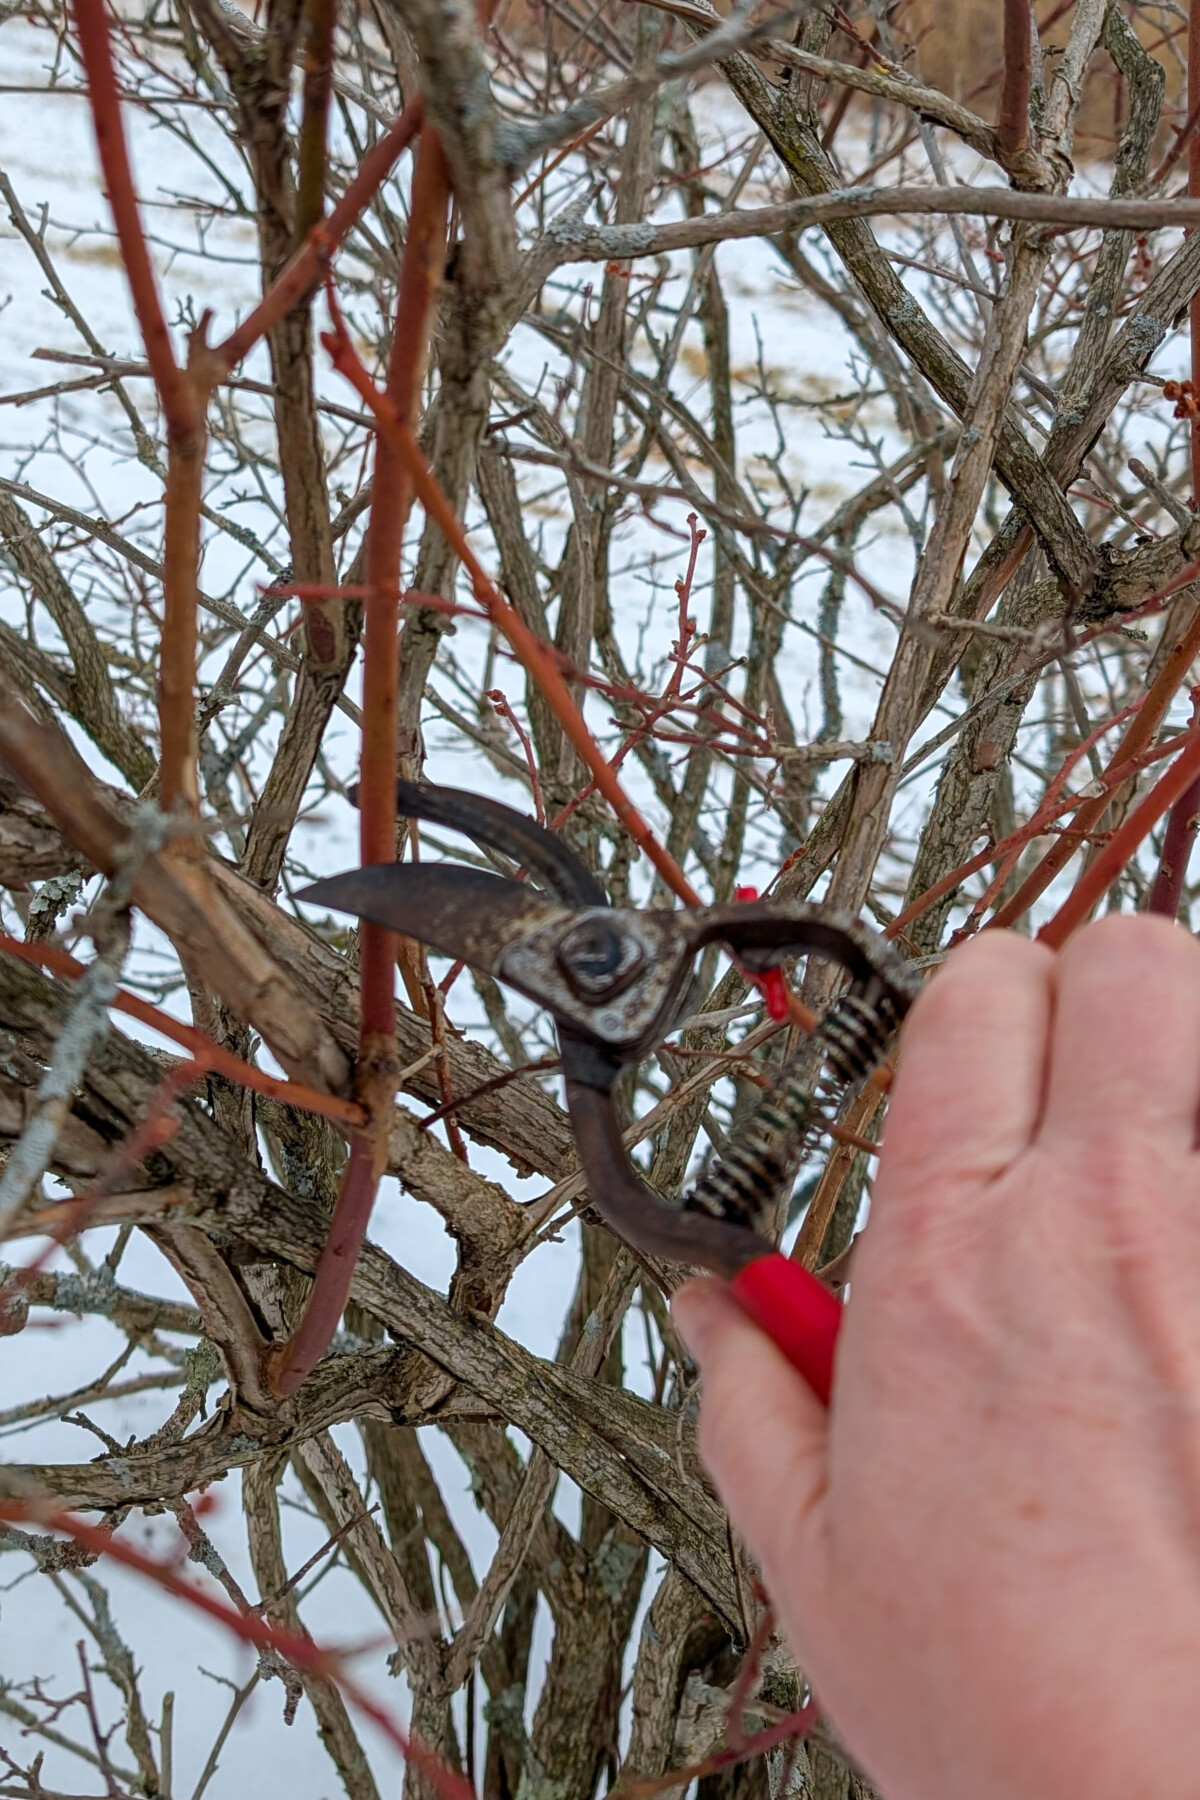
left=556, top=918, right=644, bottom=1000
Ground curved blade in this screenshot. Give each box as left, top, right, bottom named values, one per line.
left=345, top=779, right=608, bottom=908
left=298, top=863, right=569, bottom=973
left=395, top=779, right=608, bottom=908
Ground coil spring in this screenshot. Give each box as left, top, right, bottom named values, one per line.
left=683, top=985, right=901, bottom=1234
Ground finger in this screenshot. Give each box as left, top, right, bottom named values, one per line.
left=880, top=929, right=1054, bottom=1186
left=673, top=1277, right=829, bottom=1576
left=1040, top=912, right=1200, bottom=1144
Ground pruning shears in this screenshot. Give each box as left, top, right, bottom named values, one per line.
left=300, top=782, right=920, bottom=1405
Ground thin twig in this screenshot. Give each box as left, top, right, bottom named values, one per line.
left=1149, top=688, right=1200, bottom=916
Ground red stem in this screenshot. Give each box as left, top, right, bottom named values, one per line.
left=158, top=387, right=206, bottom=818
left=274, top=132, right=451, bottom=1399
left=990, top=597, right=1200, bottom=930
left=961, top=0, right=1073, bottom=108
left=69, top=0, right=197, bottom=440
left=71, top=0, right=206, bottom=817
left=0, top=933, right=365, bottom=1127
left=962, top=700, right=1140, bottom=932
left=217, top=97, right=424, bottom=371
left=488, top=688, right=546, bottom=820
left=274, top=1132, right=379, bottom=1396
left=1039, top=728, right=1200, bottom=948
left=0, top=1501, right=474, bottom=1800
left=512, top=115, right=609, bottom=210
left=887, top=724, right=1200, bottom=943
left=1148, top=687, right=1200, bottom=915
left=321, top=328, right=704, bottom=905
left=295, top=0, right=337, bottom=243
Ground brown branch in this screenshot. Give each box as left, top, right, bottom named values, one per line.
left=296, top=0, right=338, bottom=243
left=0, top=489, right=155, bottom=790
left=146, top=1222, right=275, bottom=1411
left=544, top=188, right=1200, bottom=271
left=997, top=0, right=1034, bottom=161
left=0, top=933, right=363, bottom=1127
left=215, top=97, right=424, bottom=371
left=820, top=236, right=1048, bottom=926
left=0, top=686, right=351, bottom=1094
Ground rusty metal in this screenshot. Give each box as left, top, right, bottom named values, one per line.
left=300, top=782, right=920, bottom=1284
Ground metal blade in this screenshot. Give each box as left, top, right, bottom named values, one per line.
left=298, top=863, right=569, bottom=973
left=343, top=780, right=608, bottom=907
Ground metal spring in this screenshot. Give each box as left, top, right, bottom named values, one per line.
left=683, top=985, right=900, bottom=1234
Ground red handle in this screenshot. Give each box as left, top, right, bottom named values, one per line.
left=730, top=1253, right=842, bottom=1406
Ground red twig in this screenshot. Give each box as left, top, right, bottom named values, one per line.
left=958, top=701, right=1140, bottom=934
left=666, top=514, right=704, bottom=703
left=0, top=932, right=366, bottom=1127
left=487, top=688, right=546, bottom=820
left=990, top=596, right=1200, bottom=930
left=1148, top=687, right=1200, bottom=915
left=0, top=1501, right=474, bottom=1800
left=11, top=1059, right=204, bottom=1274
left=71, top=0, right=207, bottom=818
left=1040, top=727, right=1200, bottom=947
left=961, top=0, right=1072, bottom=108
left=321, top=323, right=703, bottom=904
left=274, top=133, right=451, bottom=1398
left=997, top=0, right=1034, bottom=160
left=276, top=1131, right=378, bottom=1387
left=724, top=1601, right=775, bottom=1754
left=418, top=1052, right=560, bottom=1132
left=613, top=1700, right=822, bottom=1799
left=512, top=115, right=610, bottom=210
left=69, top=0, right=196, bottom=438
left=888, top=724, right=1200, bottom=943
left=216, top=97, right=424, bottom=371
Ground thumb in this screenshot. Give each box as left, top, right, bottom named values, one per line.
left=673, top=1276, right=831, bottom=1580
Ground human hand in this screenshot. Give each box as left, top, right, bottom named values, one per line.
left=674, top=916, right=1200, bottom=1800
